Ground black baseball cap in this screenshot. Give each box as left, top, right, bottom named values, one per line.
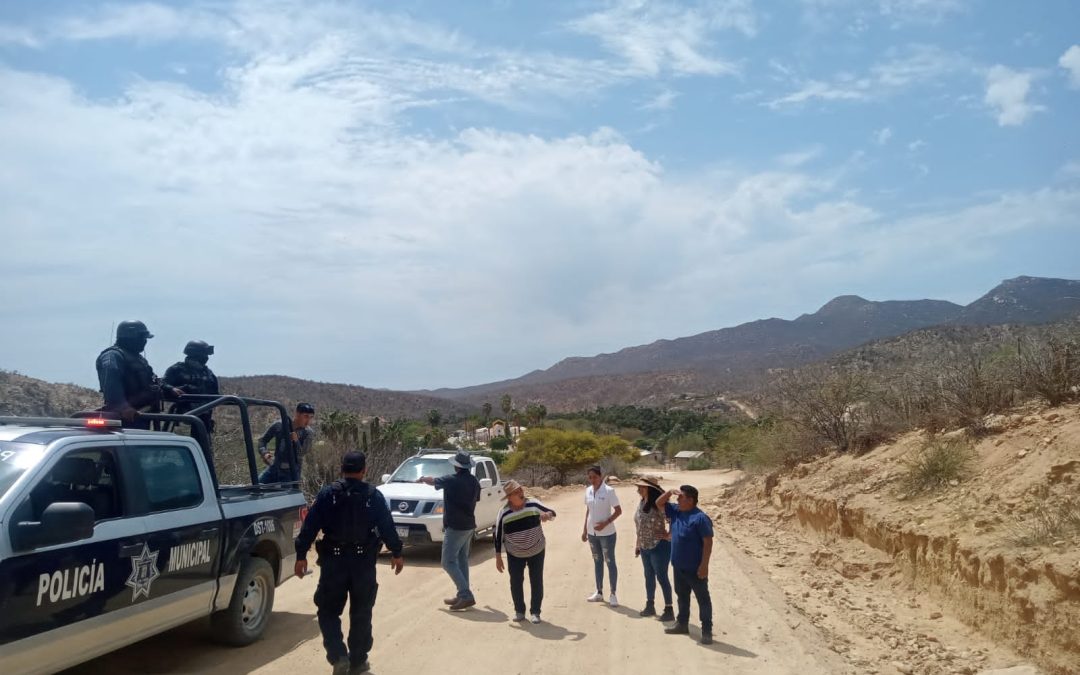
left=296, top=402, right=315, bottom=414
left=342, top=451, right=366, bottom=472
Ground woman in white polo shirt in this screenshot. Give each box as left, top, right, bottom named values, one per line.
left=581, top=465, right=623, bottom=607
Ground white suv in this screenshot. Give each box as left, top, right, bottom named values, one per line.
left=379, top=451, right=504, bottom=545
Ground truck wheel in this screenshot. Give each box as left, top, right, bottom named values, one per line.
left=211, top=556, right=275, bottom=646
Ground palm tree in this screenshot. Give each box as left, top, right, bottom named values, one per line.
left=482, top=402, right=493, bottom=425
left=500, top=394, right=512, bottom=422
left=427, top=408, right=442, bottom=429
left=538, top=404, right=547, bottom=427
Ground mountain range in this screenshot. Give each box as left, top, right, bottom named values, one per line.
left=422, top=276, right=1080, bottom=409
left=3, top=276, right=1078, bottom=418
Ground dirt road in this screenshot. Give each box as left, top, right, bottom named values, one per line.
left=65, top=470, right=849, bottom=675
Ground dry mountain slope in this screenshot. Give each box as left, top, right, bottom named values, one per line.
left=0, top=371, right=472, bottom=420
left=427, top=276, right=1080, bottom=408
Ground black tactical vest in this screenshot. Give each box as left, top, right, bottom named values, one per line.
left=98, top=346, right=157, bottom=402
left=326, top=480, right=378, bottom=547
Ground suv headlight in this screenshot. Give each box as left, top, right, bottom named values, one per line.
left=432, top=502, right=444, bottom=515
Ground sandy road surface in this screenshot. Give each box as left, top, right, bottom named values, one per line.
left=65, top=470, right=848, bottom=675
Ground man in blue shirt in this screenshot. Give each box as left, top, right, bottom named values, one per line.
left=656, top=484, right=714, bottom=645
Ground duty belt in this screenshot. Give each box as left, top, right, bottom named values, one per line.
left=320, top=540, right=376, bottom=557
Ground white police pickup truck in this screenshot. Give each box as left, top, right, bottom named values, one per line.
left=379, top=451, right=504, bottom=545
left=0, top=400, right=307, bottom=675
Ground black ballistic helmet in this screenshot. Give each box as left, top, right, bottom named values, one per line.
left=297, top=402, right=315, bottom=414
left=183, top=340, right=215, bottom=357
left=116, top=320, right=153, bottom=340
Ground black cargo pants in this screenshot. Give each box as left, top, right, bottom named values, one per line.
left=314, top=548, right=379, bottom=666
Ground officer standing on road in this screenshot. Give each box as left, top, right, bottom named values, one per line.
left=163, top=340, right=220, bottom=436
left=295, top=451, right=404, bottom=675
left=95, top=320, right=182, bottom=429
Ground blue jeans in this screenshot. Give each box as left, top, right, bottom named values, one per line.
left=640, top=539, right=673, bottom=606
left=588, top=533, right=618, bottom=594
left=442, top=527, right=474, bottom=601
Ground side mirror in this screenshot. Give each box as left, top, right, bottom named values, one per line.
left=479, top=478, right=493, bottom=489
left=14, top=502, right=95, bottom=551
left=381, top=474, right=391, bottom=484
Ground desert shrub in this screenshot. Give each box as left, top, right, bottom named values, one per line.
left=686, top=456, right=711, bottom=471
left=490, top=435, right=512, bottom=451
left=504, top=428, right=637, bottom=485
left=1007, top=498, right=1080, bottom=547
left=901, top=438, right=975, bottom=494
left=932, top=349, right=1015, bottom=434
left=773, top=366, right=872, bottom=453
left=487, top=449, right=509, bottom=465
left=1017, top=333, right=1080, bottom=406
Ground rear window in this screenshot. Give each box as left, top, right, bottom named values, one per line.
left=0, top=442, right=46, bottom=500
left=132, top=446, right=203, bottom=512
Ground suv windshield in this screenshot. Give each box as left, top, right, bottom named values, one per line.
left=388, top=457, right=454, bottom=483
left=0, top=442, right=47, bottom=500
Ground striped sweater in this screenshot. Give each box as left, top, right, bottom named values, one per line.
left=494, top=500, right=556, bottom=558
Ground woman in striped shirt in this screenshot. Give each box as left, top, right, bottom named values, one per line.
left=494, top=480, right=557, bottom=624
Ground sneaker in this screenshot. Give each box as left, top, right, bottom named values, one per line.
left=700, top=632, right=714, bottom=646
left=658, top=606, right=675, bottom=622
left=664, top=623, right=690, bottom=635
left=586, top=591, right=604, bottom=602
left=449, top=598, right=476, bottom=611
left=513, top=612, right=526, bottom=622
left=639, top=603, right=656, bottom=617
left=529, top=614, right=542, bottom=624
left=608, top=593, right=619, bottom=608
left=332, top=657, right=350, bottom=675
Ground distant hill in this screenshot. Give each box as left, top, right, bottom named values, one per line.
left=952, top=276, right=1080, bottom=325
left=219, top=375, right=475, bottom=419
left=426, top=276, right=1080, bottom=410
left=0, top=371, right=473, bottom=420
left=0, top=370, right=100, bottom=417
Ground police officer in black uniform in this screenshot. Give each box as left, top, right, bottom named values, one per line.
left=294, top=451, right=404, bottom=675
left=95, top=320, right=182, bottom=429
left=163, top=340, right=220, bottom=435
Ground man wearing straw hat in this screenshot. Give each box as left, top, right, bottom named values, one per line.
left=493, top=480, right=557, bottom=623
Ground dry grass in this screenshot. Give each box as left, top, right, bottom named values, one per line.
left=1007, top=498, right=1080, bottom=547
left=901, top=438, right=975, bottom=494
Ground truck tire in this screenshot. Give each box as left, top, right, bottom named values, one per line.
left=211, top=556, right=275, bottom=646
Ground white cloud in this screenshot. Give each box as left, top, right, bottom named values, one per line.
left=874, top=127, right=893, bottom=145
left=877, top=0, right=967, bottom=25
left=984, top=65, right=1044, bottom=126
left=777, top=146, right=825, bottom=167
left=768, top=44, right=969, bottom=108
left=908, top=139, right=927, bottom=152
left=0, top=23, right=41, bottom=47
left=640, top=89, right=680, bottom=111
left=567, top=0, right=754, bottom=76
left=1060, top=45, right=1080, bottom=88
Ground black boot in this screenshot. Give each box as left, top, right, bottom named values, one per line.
left=658, top=606, right=675, bottom=622
left=664, top=622, right=689, bottom=635
left=639, top=602, right=656, bottom=617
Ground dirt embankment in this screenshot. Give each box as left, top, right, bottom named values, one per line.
left=722, top=404, right=1080, bottom=675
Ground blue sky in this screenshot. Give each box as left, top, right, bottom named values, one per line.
left=1, top=0, right=1078, bottom=392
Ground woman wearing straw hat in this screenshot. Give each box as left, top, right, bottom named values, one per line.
left=493, top=480, right=557, bottom=623
left=634, top=476, right=675, bottom=622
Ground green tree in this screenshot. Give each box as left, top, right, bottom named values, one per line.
left=505, top=428, right=636, bottom=485
left=482, top=402, right=493, bottom=425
